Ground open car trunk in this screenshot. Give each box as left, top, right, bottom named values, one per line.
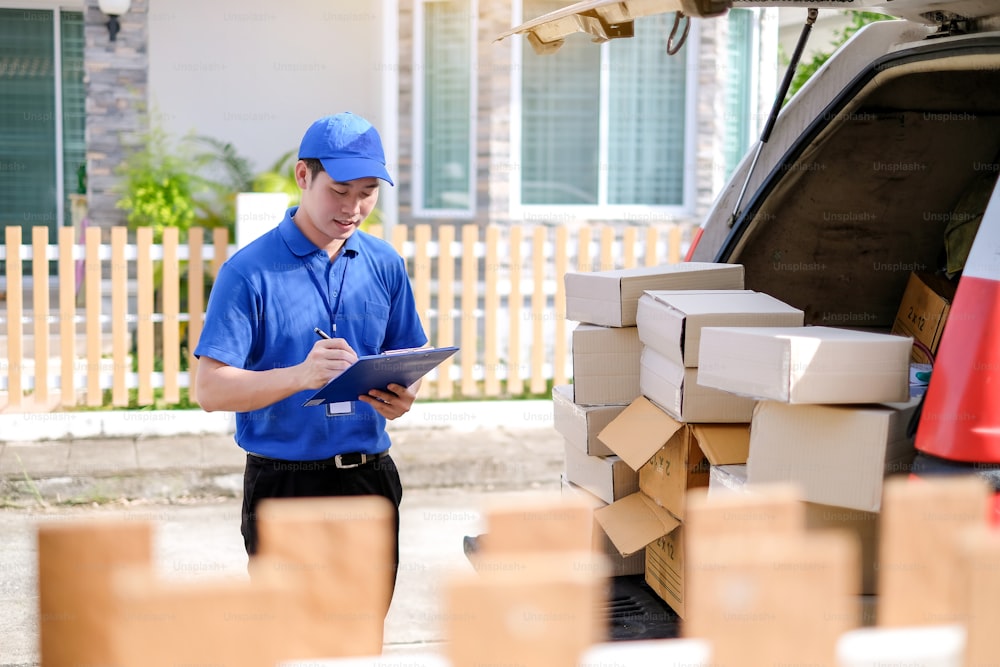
left=692, top=39, right=1000, bottom=329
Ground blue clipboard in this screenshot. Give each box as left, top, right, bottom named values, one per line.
left=302, top=346, right=459, bottom=407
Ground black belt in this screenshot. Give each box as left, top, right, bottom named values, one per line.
left=248, top=451, right=388, bottom=470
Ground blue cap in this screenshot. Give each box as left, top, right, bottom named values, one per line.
left=297, top=112, right=394, bottom=186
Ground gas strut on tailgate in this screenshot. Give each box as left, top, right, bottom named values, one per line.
left=727, top=8, right=818, bottom=228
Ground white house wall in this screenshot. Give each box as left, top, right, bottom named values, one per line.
left=147, top=0, right=391, bottom=178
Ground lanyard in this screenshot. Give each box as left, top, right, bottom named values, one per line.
left=304, top=251, right=351, bottom=335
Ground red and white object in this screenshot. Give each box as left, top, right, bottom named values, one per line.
left=915, top=197, right=1000, bottom=464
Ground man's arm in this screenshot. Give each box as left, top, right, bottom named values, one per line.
left=196, top=338, right=358, bottom=413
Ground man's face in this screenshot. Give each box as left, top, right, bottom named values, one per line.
left=296, top=162, right=380, bottom=245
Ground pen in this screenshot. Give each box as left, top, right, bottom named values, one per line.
left=314, top=327, right=332, bottom=340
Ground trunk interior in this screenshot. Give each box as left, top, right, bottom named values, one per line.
left=721, top=44, right=1000, bottom=329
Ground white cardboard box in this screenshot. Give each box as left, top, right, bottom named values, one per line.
left=641, top=346, right=757, bottom=423
left=565, top=263, right=745, bottom=327
left=708, top=463, right=750, bottom=497
left=552, top=384, right=623, bottom=457
left=562, top=441, right=639, bottom=505
left=572, top=324, right=642, bottom=405
left=636, top=290, right=804, bottom=367
left=697, top=326, right=913, bottom=404
left=746, top=398, right=921, bottom=512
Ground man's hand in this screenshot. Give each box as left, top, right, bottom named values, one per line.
left=301, top=337, right=358, bottom=390
left=360, top=381, right=419, bottom=421
left=195, top=339, right=359, bottom=414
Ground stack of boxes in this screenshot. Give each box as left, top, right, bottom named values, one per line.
left=585, top=287, right=807, bottom=617
left=555, top=263, right=922, bottom=617
left=553, top=263, right=744, bottom=576
left=699, top=325, right=918, bottom=597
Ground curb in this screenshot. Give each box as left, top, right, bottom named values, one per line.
left=0, top=401, right=563, bottom=505
left=0, top=400, right=555, bottom=442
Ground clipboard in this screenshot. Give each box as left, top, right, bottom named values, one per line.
left=302, top=346, right=459, bottom=407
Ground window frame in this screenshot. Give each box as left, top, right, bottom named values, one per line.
left=411, top=0, right=479, bottom=219
left=508, top=4, right=701, bottom=222
left=0, top=0, right=84, bottom=233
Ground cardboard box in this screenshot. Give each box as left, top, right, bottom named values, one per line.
left=891, top=271, right=957, bottom=364
left=636, top=290, right=804, bottom=366
left=805, top=502, right=879, bottom=596
left=596, top=484, right=806, bottom=619
left=444, top=553, right=605, bottom=667
left=746, top=398, right=921, bottom=512
left=683, top=530, right=858, bottom=665
left=561, top=476, right=645, bottom=577
left=703, top=467, right=880, bottom=596
left=644, top=523, right=685, bottom=617
left=598, top=395, right=749, bottom=520
left=552, top=384, right=623, bottom=457
left=478, top=493, right=595, bottom=555
left=640, top=346, right=757, bottom=423
left=562, top=440, right=639, bottom=505
left=565, top=263, right=745, bottom=327
left=697, top=326, right=913, bottom=404
left=704, top=466, right=880, bottom=596
left=571, top=324, right=641, bottom=405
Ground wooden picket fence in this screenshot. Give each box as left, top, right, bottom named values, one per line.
left=0, top=222, right=687, bottom=412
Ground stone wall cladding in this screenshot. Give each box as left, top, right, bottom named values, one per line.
left=84, top=0, right=148, bottom=232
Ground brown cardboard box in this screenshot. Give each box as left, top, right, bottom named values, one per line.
left=596, top=485, right=806, bottom=618
left=891, top=271, right=957, bottom=364
left=562, top=440, right=639, bottom=505
left=879, top=475, right=992, bottom=628
left=478, top=492, right=595, bottom=555
left=683, top=530, right=858, bottom=665
left=697, top=325, right=913, bottom=404
left=645, top=525, right=686, bottom=617
left=444, top=552, right=607, bottom=667
left=254, top=496, right=396, bottom=657
left=640, top=346, right=757, bottom=423
left=564, top=263, right=745, bottom=327
left=704, top=466, right=881, bottom=597
left=805, top=502, right=880, bottom=596
left=112, top=569, right=295, bottom=667
left=704, top=466, right=881, bottom=596
left=561, top=476, right=646, bottom=576
left=552, top=384, right=623, bottom=457
left=636, top=290, right=803, bottom=367
left=746, top=397, right=921, bottom=512
left=571, top=323, right=641, bottom=405
left=38, top=521, right=153, bottom=667
left=597, top=395, right=750, bottom=520
left=958, top=526, right=1000, bottom=665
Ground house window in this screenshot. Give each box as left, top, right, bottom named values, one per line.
left=722, top=9, right=756, bottom=178
left=413, top=0, right=476, bottom=216
left=0, top=8, right=85, bottom=242
left=517, top=2, right=693, bottom=213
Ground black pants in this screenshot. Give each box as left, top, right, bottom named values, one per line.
left=241, top=451, right=403, bottom=586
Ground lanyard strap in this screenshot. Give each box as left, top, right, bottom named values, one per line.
left=304, top=251, right=351, bottom=335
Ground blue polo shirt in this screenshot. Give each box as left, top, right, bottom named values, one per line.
left=194, top=208, right=428, bottom=460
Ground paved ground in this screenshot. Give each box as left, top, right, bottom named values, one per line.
left=0, top=401, right=566, bottom=666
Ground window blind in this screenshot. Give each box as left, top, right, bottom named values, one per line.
left=607, top=12, right=688, bottom=206
left=0, top=8, right=57, bottom=237
left=722, top=9, right=754, bottom=179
